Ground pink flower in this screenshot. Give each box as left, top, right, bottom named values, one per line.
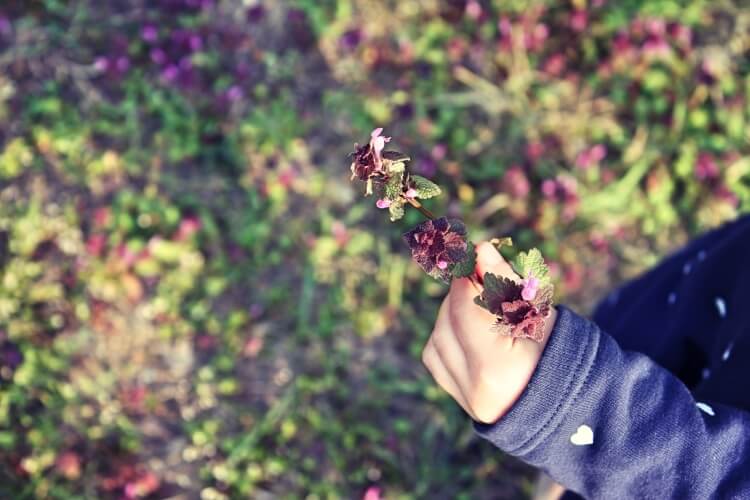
left=363, top=486, right=381, bottom=500
left=176, top=216, right=201, bottom=240
left=466, top=0, right=482, bottom=20
left=502, top=166, right=530, bottom=198
left=431, top=143, right=447, bottom=160
left=370, top=128, right=391, bottom=157
left=522, top=275, right=540, bottom=301
left=575, top=144, right=607, bottom=169
left=94, top=57, right=109, bottom=72
left=544, top=53, right=566, bottom=76
left=437, top=260, right=449, bottom=270
left=695, top=152, right=719, bottom=180
left=570, top=10, right=588, bottom=32
left=404, top=188, right=418, bottom=199
left=376, top=198, right=391, bottom=209
left=541, top=179, right=557, bottom=200
left=642, top=38, right=672, bottom=59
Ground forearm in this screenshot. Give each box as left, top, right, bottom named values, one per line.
left=474, top=306, right=750, bottom=499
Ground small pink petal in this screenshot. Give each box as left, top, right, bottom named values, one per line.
left=437, top=260, right=449, bottom=270
left=373, top=136, right=386, bottom=154
left=590, top=144, right=607, bottom=162
left=522, top=276, right=540, bottom=301
left=371, top=127, right=383, bottom=138
left=405, top=188, right=418, bottom=199
left=376, top=198, right=391, bottom=209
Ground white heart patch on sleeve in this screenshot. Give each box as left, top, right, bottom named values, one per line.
left=570, top=425, right=594, bottom=446
left=696, top=402, right=715, bottom=416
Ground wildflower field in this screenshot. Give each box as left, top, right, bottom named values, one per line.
left=1, top=0, right=749, bottom=498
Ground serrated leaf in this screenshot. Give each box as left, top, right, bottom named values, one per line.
left=514, top=248, right=551, bottom=286
left=478, top=272, right=523, bottom=315
left=389, top=201, right=405, bottom=221
left=451, top=241, right=476, bottom=278
left=410, top=175, right=442, bottom=199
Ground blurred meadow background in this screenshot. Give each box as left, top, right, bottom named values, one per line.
left=1, top=0, right=749, bottom=498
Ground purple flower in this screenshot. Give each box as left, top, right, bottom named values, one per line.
left=695, top=152, right=719, bottom=180
left=521, top=275, right=540, bottom=301
left=339, top=29, right=362, bottom=51
left=376, top=198, right=391, bottom=209
left=349, top=128, right=392, bottom=182
left=475, top=273, right=553, bottom=342
left=150, top=48, right=167, bottom=65
left=247, top=5, right=265, bottom=23
left=226, top=85, right=243, bottom=102
left=0, top=15, right=11, bottom=36
left=403, top=217, right=469, bottom=282
left=161, top=65, right=179, bottom=82
left=115, top=56, right=130, bottom=73
left=189, top=35, right=203, bottom=52
left=142, top=25, right=159, bottom=43
left=94, top=56, right=109, bottom=72
left=1, top=341, right=23, bottom=374
left=416, top=158, right=437, bottom=177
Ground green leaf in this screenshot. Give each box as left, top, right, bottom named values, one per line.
left=451, top=241, right=476, bottom=279
left=386, top=160, right=406, bottom=174
left=382, top=151, right=410, bottom=162
left=389, top=201, right=405, bottom=221
left=384, top=172, right=405, bottom=201
left=513, top=248, right=551, bottom=286
left=410, top=175, right=442, bottom=199
left=476, top=272, right=522, bottom=314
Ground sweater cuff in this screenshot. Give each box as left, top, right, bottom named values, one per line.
left=473, top=305, right=601, bottom=456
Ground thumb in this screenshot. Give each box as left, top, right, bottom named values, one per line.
left=475, top=241, right=518, bottom=283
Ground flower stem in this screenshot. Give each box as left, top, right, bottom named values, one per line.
left=403, top=197, right=436, bottom=220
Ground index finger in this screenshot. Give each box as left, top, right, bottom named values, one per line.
left=447, top=276, right=504, bottom=355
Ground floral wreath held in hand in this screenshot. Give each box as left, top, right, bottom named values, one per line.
left=349, top=128, right=555, bottom=343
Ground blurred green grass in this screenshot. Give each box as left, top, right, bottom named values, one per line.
left=0, top=0, right=749, bottom=498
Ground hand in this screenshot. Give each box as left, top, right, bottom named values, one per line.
left=421, top=242, right=557, bottom=424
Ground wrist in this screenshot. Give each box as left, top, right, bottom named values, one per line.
left=476, top=307, right=558, bottom=424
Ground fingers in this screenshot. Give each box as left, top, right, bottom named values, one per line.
left=475, top=241, right=519, bottom=283
left=430, top=295, right=471, bottom=387
left=421, top=337, right=474, bottom=419
left=422, top=296, right=474, bottom=413
left=448, top=276, right=500, bottom=354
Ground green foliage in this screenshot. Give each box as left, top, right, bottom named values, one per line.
left=514, top=249, right=552, bottom=286
left=388, top=200, right=405, bottom=221
left=383, top=170, right=405, bottom=201
left=410, top=174, right=442, bottom=199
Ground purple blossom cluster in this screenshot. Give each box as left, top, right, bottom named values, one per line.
left=92, top=2, right=267, bottom=105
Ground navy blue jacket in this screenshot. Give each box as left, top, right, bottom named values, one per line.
left=474, top=215, right=750, bottom=499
